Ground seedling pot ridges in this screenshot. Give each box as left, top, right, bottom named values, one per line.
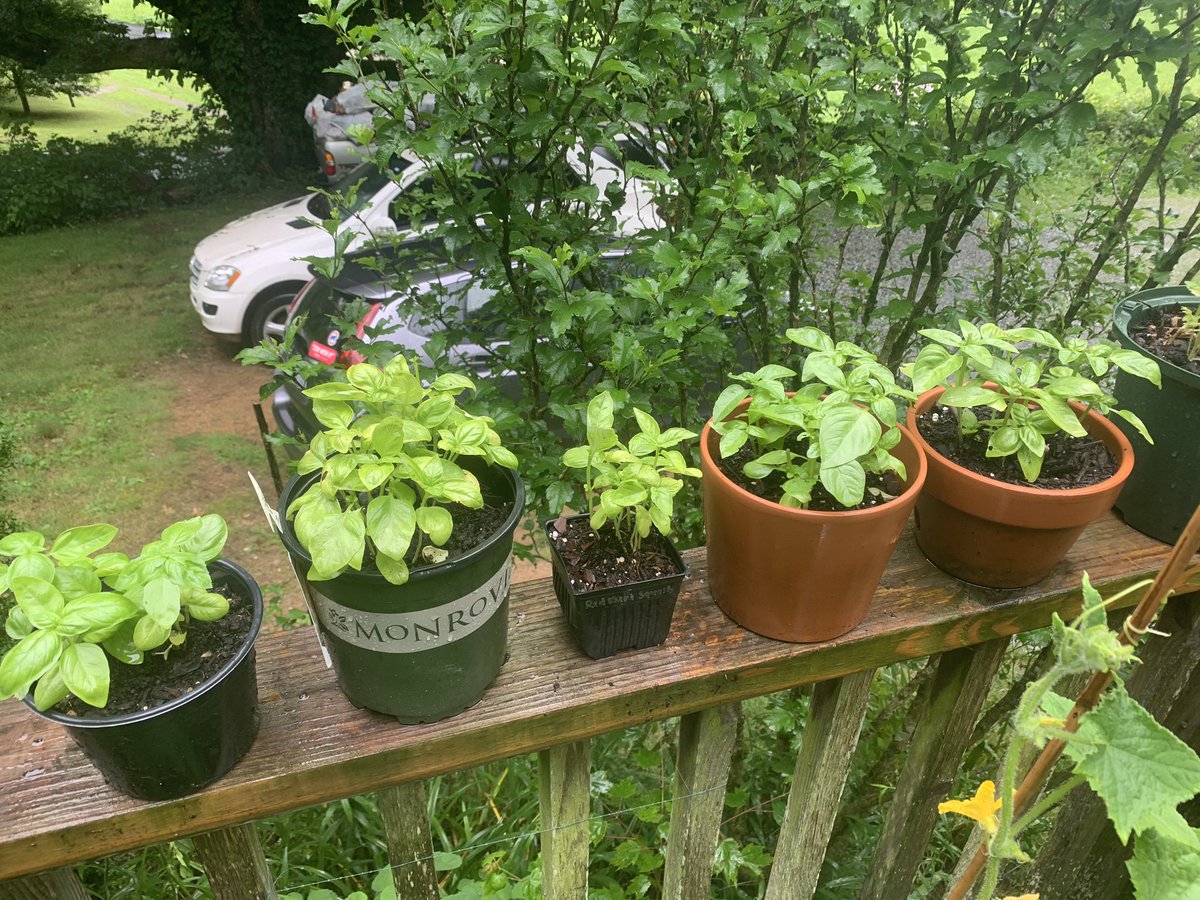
left=25, top=559, right=264, bottom=802
left=1111, top=286, right=1200, bottom=545
left=278, top=462, right=524, bottom=723
left=545, top=515, right=688, bottom=659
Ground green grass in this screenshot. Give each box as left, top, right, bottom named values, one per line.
left=0, top=190, right=294, bottom=542
left=0, top=69, right=206, bottom=142
left=0, top=0, right=206, bottom=142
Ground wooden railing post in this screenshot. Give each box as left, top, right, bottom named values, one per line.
left=539, top=740, right=591, bottom=899
left=0, top=868, right=87, bottom=900
left=765, top=669, right=876, bottom=900
left=192, top=823, right=277, bottom=900
left=377, top=782, right=439, bottom=899
left=858, top=638, right=1011, bottom=900
left=662, top=702, right=740, bottom=899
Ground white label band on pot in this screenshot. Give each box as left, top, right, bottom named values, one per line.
left=311, top=559, right=512, bottom=654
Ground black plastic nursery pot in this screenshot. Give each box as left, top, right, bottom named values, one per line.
left=1111, top=286, right=1200, bottom=545
left=278, top=464, right=524, bottom=724
left=25, top=560, right=264, bottom=802
left=545, top=516, right=688, bottom=659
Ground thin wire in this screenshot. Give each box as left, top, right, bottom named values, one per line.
left=275, top=782, right=728, bottom=893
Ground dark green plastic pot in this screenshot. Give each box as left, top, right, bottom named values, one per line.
left=278, top=463, right=524, bottom=723
left=1112, top=286, right=1200, bottom=544
left=26, top=560, right=263, bottom=801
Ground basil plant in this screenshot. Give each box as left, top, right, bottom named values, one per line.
left=904, top=321, right=1162, bottom=482
left=562, top=391, right=701, bottom=554
left=0, top=515, right=230, bottom=710
left=285, top=356, right=518, bottom=586
left=711, top=328, right=916, bottom=509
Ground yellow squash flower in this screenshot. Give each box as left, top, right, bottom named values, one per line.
left=938, top=780, right=1003, bottom=833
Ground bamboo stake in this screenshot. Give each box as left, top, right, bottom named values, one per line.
left=945, top=503, right=1200, bottom=900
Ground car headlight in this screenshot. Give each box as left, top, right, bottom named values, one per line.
left=204, top=265, right=242, bottom=291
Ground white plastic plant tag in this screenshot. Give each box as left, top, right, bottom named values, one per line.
left=247, top=472, right=333, bottom=668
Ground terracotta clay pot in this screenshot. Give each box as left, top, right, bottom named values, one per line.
left=907, top=387, right=1135, bottom=588
left=700, top=411, right=926, bottom=643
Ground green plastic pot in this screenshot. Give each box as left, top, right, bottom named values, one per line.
left=1111, top=286, right=1200, bottom=545
left=278, top=463, right=524, bottom=724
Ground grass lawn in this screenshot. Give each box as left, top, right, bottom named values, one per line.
left=0, top=188, right=304, bottom=580
left=0, top=0, right=206, bottom=142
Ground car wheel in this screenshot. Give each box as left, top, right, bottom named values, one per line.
left=243, top=286, right=303, bottom=347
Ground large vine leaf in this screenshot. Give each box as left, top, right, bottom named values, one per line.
left=1056, top=687, right=1200, bottom=847
left=1127, top=828, right=1200, bottom=900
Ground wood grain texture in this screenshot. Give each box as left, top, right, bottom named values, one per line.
left=538, top=741, right=590, bottom=899
left=191, top=824, right=276, bottom=900
left=764, top=670, right=875, bottom=900
left=377, top=782, right=439, bottom=900
left=859, top=638, right=1011, bottom=900
left=0, top=515, right=1193, bottom=880
left=0, top=868, right=87, bottom=900
left=662, top=703, right=740, bottom=899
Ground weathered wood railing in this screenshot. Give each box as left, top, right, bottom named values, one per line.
left=0, top=513, right=1196, bottom=899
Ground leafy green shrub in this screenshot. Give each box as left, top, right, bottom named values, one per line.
left=0, top=111, right=260, bottom=236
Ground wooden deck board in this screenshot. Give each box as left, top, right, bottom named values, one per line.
left=0, top=515, right=1192, bottom=879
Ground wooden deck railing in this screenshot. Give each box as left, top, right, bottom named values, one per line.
left=0, top=513, right=1196, bottom=900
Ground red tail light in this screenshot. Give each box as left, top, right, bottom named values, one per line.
left=356, top=303, right=383, bottom=339
left=324, top=152, right=337, bottom=178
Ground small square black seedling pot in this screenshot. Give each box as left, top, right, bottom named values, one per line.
left=545, top=516, right=689, bottom=659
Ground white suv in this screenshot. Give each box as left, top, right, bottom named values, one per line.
left=189, top=142, right=664, bottom=346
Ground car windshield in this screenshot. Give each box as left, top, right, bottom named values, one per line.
left=306, top=158, right=411, bottom=220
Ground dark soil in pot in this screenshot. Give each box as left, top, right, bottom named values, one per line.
left=56, top=583, right=254, bottom=718
left=714, top=446, right=905, bottom=510
left=1127, top=305, right=1200, bottom=376
left=547, top=516, right=682, bottom=590
left=915, top=405, right=1117, bottom=489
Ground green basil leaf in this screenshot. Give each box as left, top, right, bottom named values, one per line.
left=12, top=577, right=65, bottom=630
left=940, top=385, right=1003, bottom=408
left=32, top=667, right=70, bottom=711
left=304, top=509, right=367, bottom=579
left=187, top=592, right=230, bottom=622
left=59, top=643, right=110, bottom=708
left=375, top=552, right=411, bottom=586
left=820, top=460, right=867, bottom=508
left=8, top=553, right=55, bottom=584
left=366, top=496, right=417, bottom=560
left=313, top=399, right=355, bottom=430
left=818, top=404, right=881, bottom=468
left=162, top=515, right=228, bottom=561
left=92, top=551, right=130, bottom=579
left=0, top=532, right=46, bottom=557
left=102, top=620, right=143, bottom=665
left=58, top=592, right=138, bottom=637
left=53, top=565, right=102, bottom=600
left=0, top=629, right=63, bottom=699
left=711, top=385, right=750, bottom=424
left=49, top=524, right=117, bottom=563
left=416, top=506, right=453, bottom=546
left=133, top=614, right=173, bottom=652
left=142, top=578, right=182, bottom=629
left=5, top=607, right=32, bottom=640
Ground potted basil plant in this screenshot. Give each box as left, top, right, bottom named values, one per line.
left=546, top=390, right=700, bottom=659
left=0, top=515, right=263, bottom=800
left=277, top=356, right=523, bottom=723
left=904, top=320, right=1160, bottom=587
left=700, top=328, right=927, bottom=642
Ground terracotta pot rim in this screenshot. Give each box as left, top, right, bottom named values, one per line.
left=908, top=386, right=1135, bottom=499
left=699, top=412, right=928, bottom=521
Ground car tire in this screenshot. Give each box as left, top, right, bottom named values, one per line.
left=242, top=285, right=305, bottom=347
